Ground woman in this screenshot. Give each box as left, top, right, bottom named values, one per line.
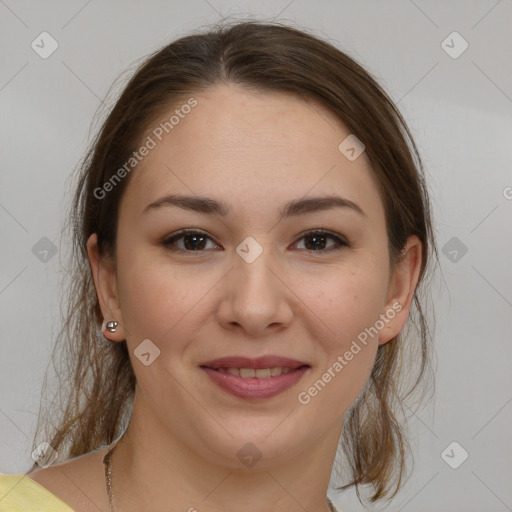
left=0, top=19, right=436, bottom=512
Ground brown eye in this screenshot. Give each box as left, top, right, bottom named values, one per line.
left=294, top=230, right=348, bottom=253
left=162, top=229, right=348, bottom=255
left=162, top=230, right=220, bottom=252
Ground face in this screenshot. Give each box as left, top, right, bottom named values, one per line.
left=89, top=83, right=420, bottom=468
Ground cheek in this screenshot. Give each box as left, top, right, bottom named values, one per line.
left=115, top=255, right=213, bottom=410
left=304, top=261, right=389, bottom=350
left=294, top=263, right=387, bottom=410
left=116, top=247, right=209, bottom=346
left=295, top=287, right=381, bottom=420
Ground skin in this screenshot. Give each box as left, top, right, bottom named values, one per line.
left=29, top=83, right=422, bottom=512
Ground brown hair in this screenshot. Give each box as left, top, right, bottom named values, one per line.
left=29, top=19, right=437, bottom=504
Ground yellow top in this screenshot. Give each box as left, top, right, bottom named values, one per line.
left=0, top=474, right=73, bottom=511
left=0, top=474, right=339, bottom=512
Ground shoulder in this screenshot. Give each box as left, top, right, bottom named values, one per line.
left=0, top=473, right=73, bottom=511
left=2, top=446, right=111, bottom=512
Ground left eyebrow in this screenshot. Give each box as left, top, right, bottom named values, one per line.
left=142, top=193, right=365, bottom=219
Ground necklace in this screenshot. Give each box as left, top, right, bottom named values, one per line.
left=102, top=442, right=117, bottom=512
left=103, top=442, right=339, bottom=512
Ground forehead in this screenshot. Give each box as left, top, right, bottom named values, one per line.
left=120, top=83, right=385, bottom=223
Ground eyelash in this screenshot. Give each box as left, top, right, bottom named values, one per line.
left=161, top=228, right=348, bottom=255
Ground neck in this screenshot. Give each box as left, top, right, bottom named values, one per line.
left=109, top=392, right=342, bottom=512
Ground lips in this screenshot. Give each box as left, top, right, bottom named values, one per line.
left=200, top=356, right=310, bottom=400
left=200, top=355, right=308, bottom=371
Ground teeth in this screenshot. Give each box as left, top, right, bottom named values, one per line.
left=217, top=367, right=295, bottom=378
left=255, top=368, right=270, bottom=378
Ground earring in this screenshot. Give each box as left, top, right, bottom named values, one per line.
left=106, top=321, right=118, bottom=333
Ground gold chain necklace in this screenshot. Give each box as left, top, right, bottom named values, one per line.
left=102, top=443, right=339, bottom=512
left=102, top=443, right=117, bottom=512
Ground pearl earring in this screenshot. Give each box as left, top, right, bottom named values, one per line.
left=106, top=321, right=118, bottom=333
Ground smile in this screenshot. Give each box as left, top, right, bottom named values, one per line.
left=200, top=355, right=310, bottom=400
left=216, top=367, right=294, bottom=378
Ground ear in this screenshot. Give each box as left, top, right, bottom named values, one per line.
left=378, top=235, right=423, bottom=346
left=87, top=233, right=126, bottom=342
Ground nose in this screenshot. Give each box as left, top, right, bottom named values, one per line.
left=216, top=242, right=294, bottom=337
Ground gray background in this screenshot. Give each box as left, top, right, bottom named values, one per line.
left=1, top=1, right=511, bottom=511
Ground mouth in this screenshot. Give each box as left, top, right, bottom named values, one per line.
left=211, top=366, right=301, bottom=377
left=199, top=356, right=310, bottom=400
